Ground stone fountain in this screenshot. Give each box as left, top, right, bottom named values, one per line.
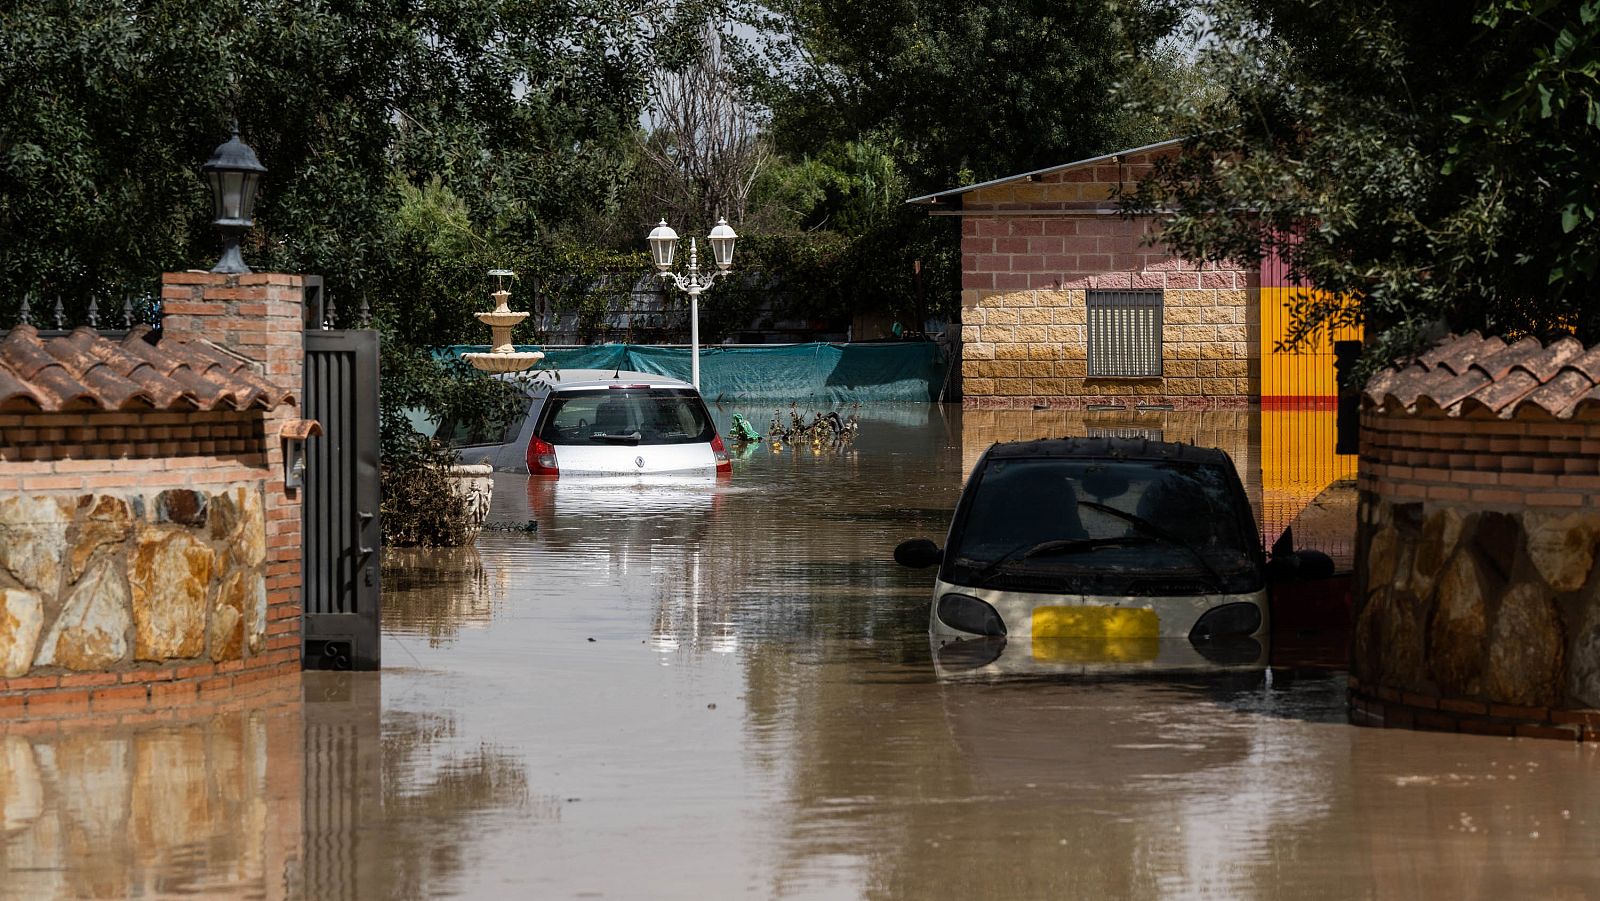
left=463, top=270, right=545, bottom=374
left=454, top=271, right=545, bottom=537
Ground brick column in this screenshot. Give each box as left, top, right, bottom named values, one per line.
left=161, top=272, right=306, bottom=674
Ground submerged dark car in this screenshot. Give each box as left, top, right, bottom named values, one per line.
left=896, top=437, right=1324, bottom=676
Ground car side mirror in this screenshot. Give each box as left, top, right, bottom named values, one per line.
left=1293, top=549, right=1335, bottom=580
left=895, top=538, right=943, bottom=569
left=1266, top=548, right=1335, bottom=581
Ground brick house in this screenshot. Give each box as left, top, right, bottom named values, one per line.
left=910, top=138, right=1258, bottom=409
left=0, top=273, right=310, bottom=715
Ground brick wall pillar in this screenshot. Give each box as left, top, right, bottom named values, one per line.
left=160, top=272, right=306, bottom=668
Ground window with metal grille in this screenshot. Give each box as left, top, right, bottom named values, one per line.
left=1086, top=290, right=1163, bottom=377
left=1086, top=427, right=1166, bottom=441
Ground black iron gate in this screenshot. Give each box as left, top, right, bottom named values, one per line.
left=302, top=285, right=382, bottom=670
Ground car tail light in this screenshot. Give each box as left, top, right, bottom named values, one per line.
left=937, top=594, right=1007, bottom=637
left=526, top=435, right=559, bottom=477
left=710, top=433, right=732, bottom=475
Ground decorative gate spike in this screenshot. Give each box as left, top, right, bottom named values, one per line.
left=52, top=296, right=65, bottom=329
left=122, top=294, right=135, bottom=329
left=18, top=293, right=32, bottom=327
left=324, top=293, right=337, bottom=330
left=86, top=296, right=99, bottom=329
left=358, top=296, right=371, bottom=326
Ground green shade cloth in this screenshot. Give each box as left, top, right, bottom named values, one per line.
left=439, top=342, right=950, bottom=403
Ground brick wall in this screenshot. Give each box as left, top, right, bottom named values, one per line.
left=0, top=411, right=265, bottom=473
left=1353, top=406, right=1600, bottom=741
left=1359, top=410, right=1600, bottom=508
left=952, top=148, right=1258, bottom=409
left=0, top=273, right=305, bottom=716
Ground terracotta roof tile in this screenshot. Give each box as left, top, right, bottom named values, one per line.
left=1523, top=369, right=1594, bottom=419
left=1366, top=331, right=1600, bottom=420
left=1420, top=333, right=1504, bottom=375
left=0, top=324, right=294, bottom=413
left=1460, top=369, right=1541, bottom=416
left=1422, top=368, right=1493, bottom=410
left=1563, top=346, right=1600, bottom=383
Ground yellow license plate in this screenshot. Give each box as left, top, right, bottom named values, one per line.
left=1031, top=606, right=1159, bottom=639
left=1031, top=607, right=1161, bottom=664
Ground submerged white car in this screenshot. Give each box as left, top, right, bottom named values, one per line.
left=450, top=369, right=731, bottom=477
left=896, top=437, right=1328, bottom=677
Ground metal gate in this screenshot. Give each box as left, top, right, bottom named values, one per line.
left=302, top=296, right=382, bottom=670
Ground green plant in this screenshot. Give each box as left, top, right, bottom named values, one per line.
left=1122, top=0, right=1600, bottom=374
left=380, top=444, right=476, bottom=547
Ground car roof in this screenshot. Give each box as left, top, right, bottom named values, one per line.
left=983, top=436, right=1235, bottom=468
left=497, top=368, right=696, bottom=393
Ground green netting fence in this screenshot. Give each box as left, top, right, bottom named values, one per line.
left=438, top=343, right=951, bottom=403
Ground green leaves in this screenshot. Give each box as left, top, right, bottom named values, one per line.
left=1126, top=0, right=1600, bottom=372
left=0, top=0, right=656, bottom=321
left=737, top=0, right=1178, bottom=194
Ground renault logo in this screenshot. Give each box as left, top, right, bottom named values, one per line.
left=635, top=456, right=645, bottom=469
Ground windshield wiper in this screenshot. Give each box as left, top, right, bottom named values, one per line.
left=970, top=536, right=1148, bottom=586
left=1075, top=501, right=1227, bottom=592
left=590, top=431, right=642, bottom=445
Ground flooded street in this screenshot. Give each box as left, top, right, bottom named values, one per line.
left=5, top=406, right=1600, bottom=898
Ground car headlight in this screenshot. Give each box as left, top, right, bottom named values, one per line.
left=937, top=594, right=1007, bottom=637
left=1188, top=602, right=1262, bottom=642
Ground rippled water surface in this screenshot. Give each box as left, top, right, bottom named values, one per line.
left=4, top=406, right=1600, bottom=899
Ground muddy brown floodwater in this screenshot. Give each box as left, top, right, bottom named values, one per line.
left=4, top=406, right=1600, bottom=899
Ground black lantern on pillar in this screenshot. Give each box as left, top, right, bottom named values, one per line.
left=201, top=128, right=267, bottom=274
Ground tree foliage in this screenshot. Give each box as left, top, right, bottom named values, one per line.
left=0, top=0, right=655, bottom=308
left=0, top=0, right=1197, bottom=347
left=694, top=0, right=1182, bottom=326
left=1122, top=0, right=1600, bottom=370
left=736, top=0, right=1182, bottom=192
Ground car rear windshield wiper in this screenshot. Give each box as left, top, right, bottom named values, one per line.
left=1075, top=501, right=1226, bottom=592
left=590, top=431, right=642, bottom=444
left=970, top=536, right=1150, bottom=586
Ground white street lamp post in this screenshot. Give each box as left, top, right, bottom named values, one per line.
left=648, top=217, right=737, bottom=389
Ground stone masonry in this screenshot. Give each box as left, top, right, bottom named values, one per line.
left=0, top=273, right=307, bottom=716
left=1352, top=333, right=1600, bottom=740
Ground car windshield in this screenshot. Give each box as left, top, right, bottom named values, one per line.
left=946, top=457, right=1261, bottom=595
left=537, top=388, right=714, bottom=446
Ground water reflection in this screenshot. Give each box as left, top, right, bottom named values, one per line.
left=753, top=654, right=1600, bottom=900
left=0, top=680, right=303, bottom=900
left=383, top=546, right=503, bottom=645
left=9, top=404, right=1596, bottom=898
left=0, top=674, right=530, bottom=900
left=301, top=673, right=533, bottom=901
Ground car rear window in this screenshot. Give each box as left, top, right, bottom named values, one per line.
left=537, top=388, right=715, bottom=446
left=946, top=457, right=1262, bottom=595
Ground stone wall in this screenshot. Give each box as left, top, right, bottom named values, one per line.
left=0, top=485, right=276, bottom=695
left=1353, top=407, right=1600, bottom=740
left=0, top=273, right=306, bottom=715
left=952, top=147, right=1258, bottom=409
